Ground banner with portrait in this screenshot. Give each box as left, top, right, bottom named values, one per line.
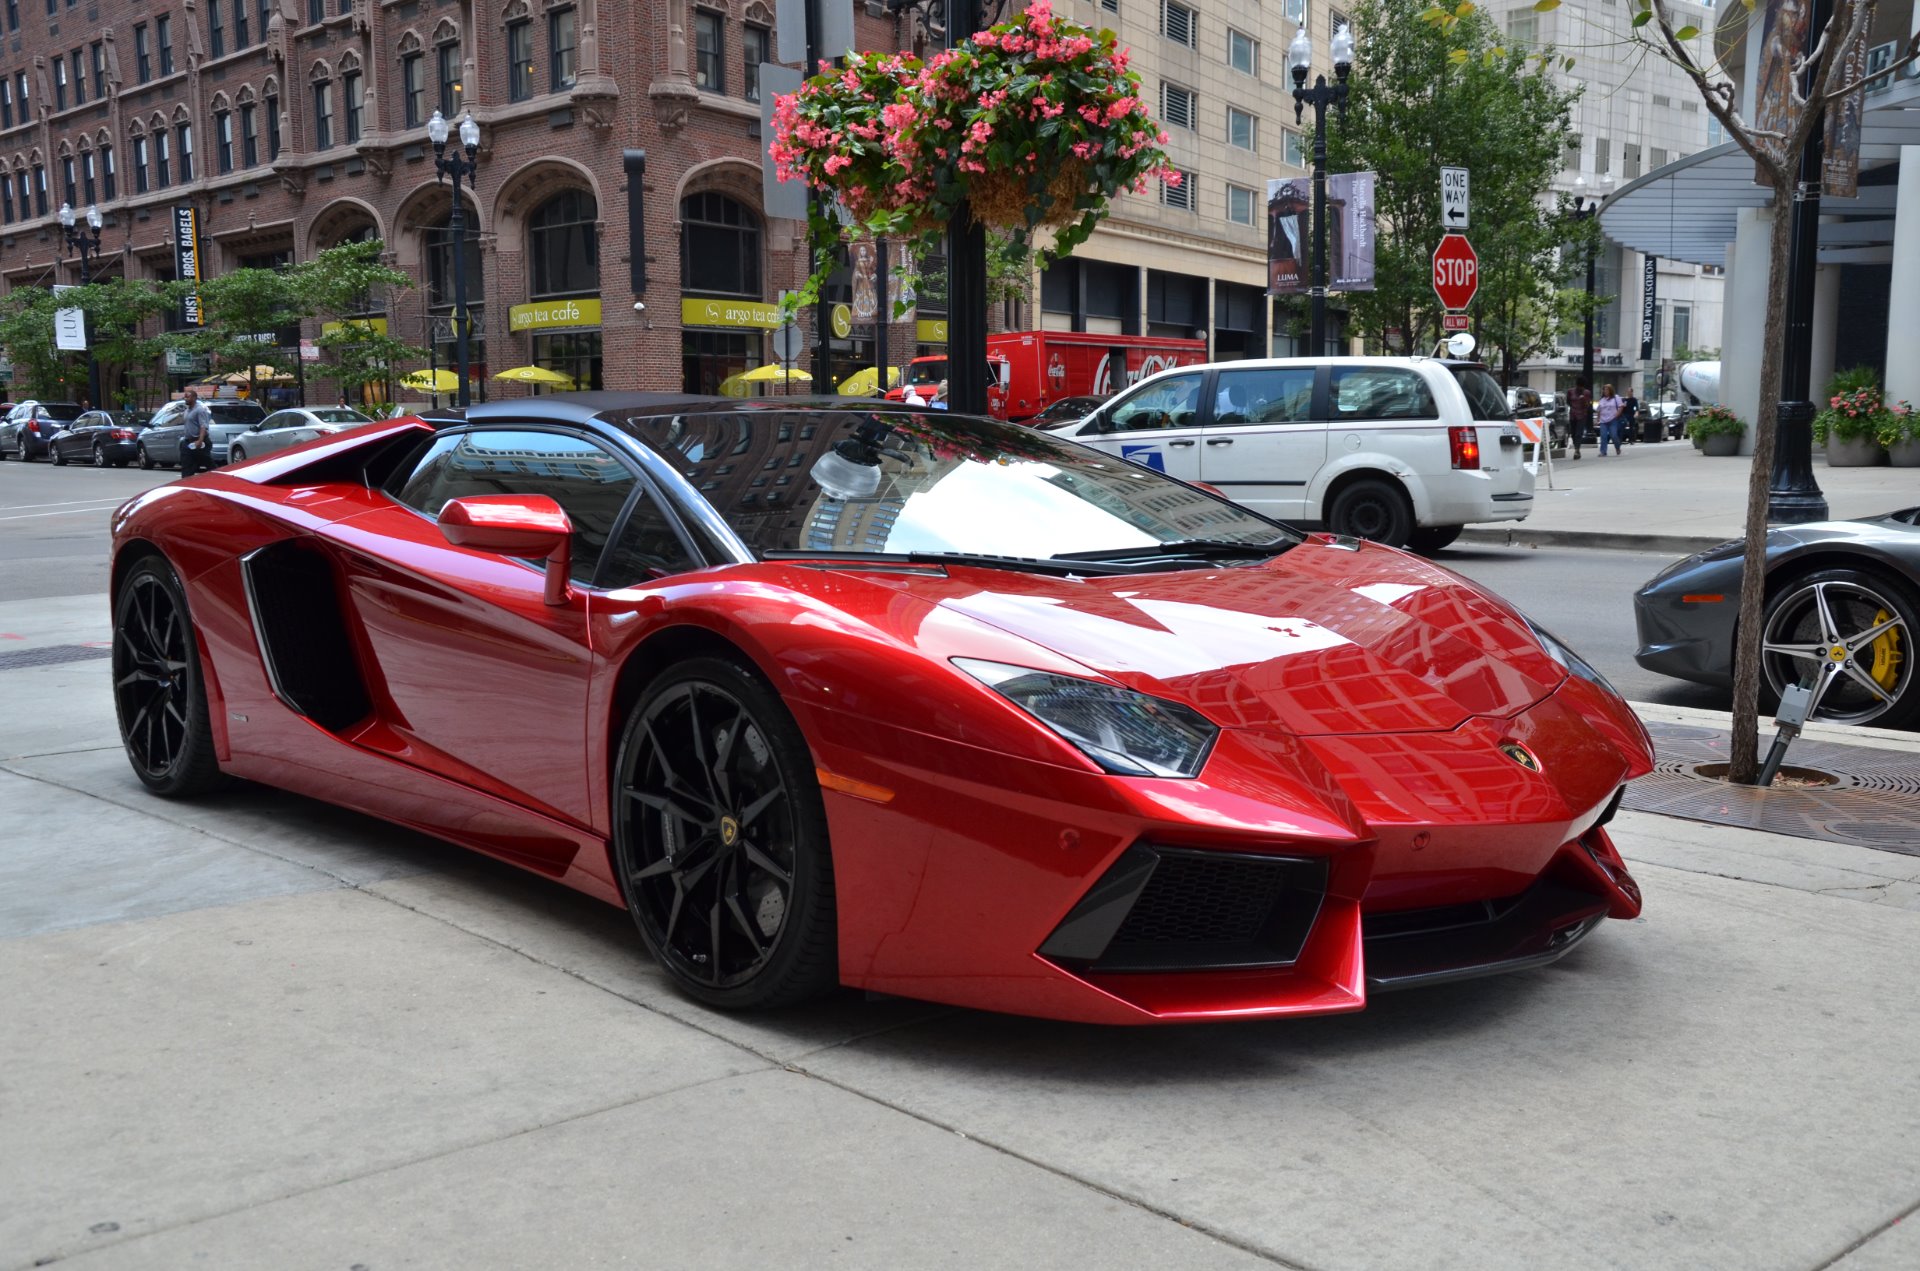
left=1267, top=172, right=1375, bottom=296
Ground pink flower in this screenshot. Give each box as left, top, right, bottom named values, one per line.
left=824, top=154, right=853, bottom=175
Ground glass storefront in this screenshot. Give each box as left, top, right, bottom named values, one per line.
left=683, top=329, right=757, bottom=395
left=533, top=330, right=602, bottom=391
left=680, top=191, right=768, bottom=395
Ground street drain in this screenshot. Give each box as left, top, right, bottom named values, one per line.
left=1623, top=722, right=1920, bottom=857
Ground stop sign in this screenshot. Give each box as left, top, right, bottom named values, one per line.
left=1432, top=233, right=1479, bottom=310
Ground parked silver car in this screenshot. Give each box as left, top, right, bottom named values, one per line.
left=137, top=399, right=267, bottom=469
left=226, top=407, right=374, bottom=462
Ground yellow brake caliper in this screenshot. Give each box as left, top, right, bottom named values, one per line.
left=1867, top=607, right=1904, bottom=690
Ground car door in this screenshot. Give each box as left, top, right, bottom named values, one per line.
left=245, top=412, right=297, bottom=457
left=1064, top=369, right=1207, bottom=484
left=328, top=426, right=640, bottom=829
left=1198, top=364, right=1325, bottom=522
left=144, top=403, right=185, bottom=464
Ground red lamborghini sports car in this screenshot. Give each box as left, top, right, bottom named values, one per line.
left=108, top=395, right=1650, bottom=1024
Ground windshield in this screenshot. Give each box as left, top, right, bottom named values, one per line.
left=621, top=409, right=1293, bottom=560
left=1452, top=367, right=1513, bottom=422
left=37, top=403, right=85, bottom=421
left=309, top=408, right=372, bottom=423
left=904, top=360, right=947, bottom=388
left=209, top=403, right=266, bottom=424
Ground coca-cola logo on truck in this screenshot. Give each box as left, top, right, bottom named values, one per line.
left=1092, top=353, right=1186, bottom=396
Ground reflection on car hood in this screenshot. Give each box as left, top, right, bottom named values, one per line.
left=896, top=541, right=1568, bottom=735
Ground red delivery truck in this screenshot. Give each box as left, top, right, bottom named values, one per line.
left=883, top=331, right=1208, bottom=421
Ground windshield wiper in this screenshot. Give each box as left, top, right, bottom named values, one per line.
left=1052, top=536, right=1295, bottom=563
left=760, top=549, right=1135, bottom=576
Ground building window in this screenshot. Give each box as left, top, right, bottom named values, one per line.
left=681, top=191, right=761, bottom=299
left=1563, top=133, right=1581, bottom=170
left=530, top=190, right=599, bottom=297
left=177, top=123, right=194, bottom=180
left=1594, top=137, right=1610, bottom=174
left=1, top=174, right=10, bottom=222
left=61, top=156, right=75, bottom=206
left=1332, top=9, right=1350, bottom=39
left=154, top=129, right=170, bottom=187
left=208, top=1, right=224, bottom=59
left=344, top=69, right=363, bottom=142
left=437, top=41, right=462, bottom=117
left=1100, top=0, right=1118, bottom=9
left=1623, top=141, right=1641, bottom=179
left=82, top=149, right=95, bottom=201
left=70, top=51, right=86, bottom=106
left=90, top=41, right=105, bottom=97
left=308, top=0, right=323, bottom=23
left=1284, top=0, right=1306, bottom=26
left=1160, top=83, right=1195, bottom=131
left=744, top=25, right=769, bottom=101
left=398, top=54, right=425, bottom=127
left=101, top=143, right=114, bottom=198
left=1161, top=0, right=1195, bottom=48
left=135, top=24, right=152, bottom=82
left=550, top=8, right=577, bottom=91
left=158, top=15, right=175, bottom=76
left=53, top=58, right=67, bottom=112
left=1, top=80, right=11, bottom=129
left=425, top=212, right=485, bottom=308
left=34, top=163, right=47, bottom=213
left=1650, top=146, right=1668, bottom=169
left=259, top=0, right=272, bottom=42
left=1283, top=128, right=1306, bottom=167
left=507, top=20, right=534, bottom=101
left=240, top=103, right=258, bottom=166
left=1707, top=115, right=1725, bottom=147
left=694, top=10, right=723, bottom=92
left=14, top=71, right=26, bottom=118
left=313, top=78, right=334, bottom=149
left=1507, top=9, right=1537, bottom=43
left=266, top=92, right=281, bottom=157
left=1228, top=29, right=1258, bottom=76
left=1227, top=184, right=1256, bottom=226
left=14, top=170, right=27, bottom=221
left=1672, top=303, right=1691, bottom=354
left=233, top=0, right=249, bottom=49
left=1227, top=105, right=1256, bottom=152
left=216, top=111, right=233, bottom=172
left=1161, top=170, right=1195, bottom=212
left=4, top=0, right=15, bottom=33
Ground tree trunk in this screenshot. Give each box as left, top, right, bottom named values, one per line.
left=1727, top=180, right=1795, bottom=783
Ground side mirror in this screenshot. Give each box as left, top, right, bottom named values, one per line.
left=438, top=494, right=575, bottom=606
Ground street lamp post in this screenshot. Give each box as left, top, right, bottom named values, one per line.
left=1288, top=24, right=1354, bottom=357
left=428, top=110, right=481, bottom=408
left=58, top=202, right=106, bottom=410
left=1569, top=176, right=1611, bottom=457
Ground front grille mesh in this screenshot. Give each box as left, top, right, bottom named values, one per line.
left=1110, top=854, right=1290, bottom=947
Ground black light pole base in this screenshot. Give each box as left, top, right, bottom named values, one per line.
left=1768, top=399, right=1831, bottom=523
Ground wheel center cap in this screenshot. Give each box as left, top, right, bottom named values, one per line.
left=719, top=815, right=740, bottom=847
left=1830, top=645, right=1847, bottom=661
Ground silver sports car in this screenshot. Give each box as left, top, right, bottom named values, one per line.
left=1634, top=507, right=1920, bottom=728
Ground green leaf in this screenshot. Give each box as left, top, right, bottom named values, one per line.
left=1563, top=55, right=1577, bottom=71
left=1631, top=9, right=1652, bottom=25
left=1448, top=47, right=1471, bottom=65
left=1418, top=4, right=1451, bottom=22
left=1674, top=24, right=1699, bottom=38
left=1454, top=0, right=1474, bottom=15
left=1532, top=0, right=1560, bottom=9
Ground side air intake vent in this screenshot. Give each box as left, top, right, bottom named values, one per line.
left=1040, top=844, right=1327, bottom=974
left=241, top=541, right=372, bottom=732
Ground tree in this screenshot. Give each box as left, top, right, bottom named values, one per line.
left=0, top=288, right=71, bottom=399
left=297, top=239, right=426, bottom=406
left=169, top=266, right=300, bottom=400
left=1326, top=0, right=1584, bottom=368
left=76, top=277, right=172, bottom=408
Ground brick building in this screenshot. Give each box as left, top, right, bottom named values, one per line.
left=0, top=0, right=1326, bottom=402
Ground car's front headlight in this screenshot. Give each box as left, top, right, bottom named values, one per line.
left=1525, top=618, right=1620, bottom=698
left=954, top=659, right=1218, bottom=779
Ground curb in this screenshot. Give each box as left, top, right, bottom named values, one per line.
left=1457, top=526, right=1726, bottom=555
left=1629, top=700, right=1920, bottom=756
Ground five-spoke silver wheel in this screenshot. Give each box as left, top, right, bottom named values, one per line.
left=1761, top=569, right=1918, bottom=728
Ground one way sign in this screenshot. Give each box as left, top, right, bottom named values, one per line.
left=1441, top=166, right=1470, bottom=229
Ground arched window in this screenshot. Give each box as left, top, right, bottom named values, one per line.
left=680, top=192, right=760, bottom=299
left=528, top=190, right=597, bottom=299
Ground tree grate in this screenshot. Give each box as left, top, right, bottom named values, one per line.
left=0, top=644, right=113, bottom=672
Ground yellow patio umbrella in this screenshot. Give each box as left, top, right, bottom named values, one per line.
left=837, top=366, right=900, bottom=397
left=223, top=364, right=294, bottom=384
left=717, top=373, right=754, bottom=398
left=400, top=368, right=462, bottom=393
left=493, top=365, right=577, bottom=388
left=739, top=363, right=813, bottom=384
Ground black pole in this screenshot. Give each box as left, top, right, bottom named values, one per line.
left=77, top=236, right=103, bottom=410
left=450, top=180, right=471, bottom=408
left=1309, top=79, right=1329, bottom=355
left=1582, top=209, right=1595, bottom=456
left=1768, top=0, right=1831, bottom=523
left=945, top=0, right=989, bottom=415
left=808, top=0, right=834, bottom=395
left=874, top=234, right=889, bottom=395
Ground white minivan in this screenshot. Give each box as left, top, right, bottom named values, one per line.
left=1047, top=356, right=1534, bottom=553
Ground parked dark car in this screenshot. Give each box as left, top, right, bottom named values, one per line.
left=48, top=411, right=145, bottom=467
left=0, top=401, right=86, bottom=461
left=137, top=399, right=267, bottom=468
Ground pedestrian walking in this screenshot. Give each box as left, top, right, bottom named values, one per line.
left=1595, top=383, right=1624, bottom=456
left=1567, top=378, right=1591, bottom=460
left=1621, top=391, right=1639, bottom=445
left=178, top=388, right=214, bottom=477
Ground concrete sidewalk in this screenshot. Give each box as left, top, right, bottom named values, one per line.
left=1462, top=439, right=1918, bottom=553
left=4, top=593, right=1919, bottom=1271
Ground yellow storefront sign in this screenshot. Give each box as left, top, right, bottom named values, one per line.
left=320, top=318, right=388, bottom=337
left=682, top=297, right=786, bottom=330
left=509, top=297, right=602, bottom=332
left=916, top=319, right=948, bottom=344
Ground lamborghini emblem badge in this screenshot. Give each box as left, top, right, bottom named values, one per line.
left=1500, top=743, right=1542, bottom=773
left=719, top=815, right=740, bottom=847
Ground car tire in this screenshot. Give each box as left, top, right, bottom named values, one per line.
left=52, top=442, right=69, bottom=466
left=612, top=655, right=839, bottom=1011
left=1327, top=478, right=1414, bottom=548
left=21, top=441, right=36, bottom=463
left=1761, top=567, right=1920, bottom=729
left=112, top=555, right=226, bottom=798
left=93, top=443, right=110, bottom=468
left=229, top=446, right=245, bottom=463
left=138, top=445, right=155, bottom=470
left=1407, top=525, right=1464, bottom=555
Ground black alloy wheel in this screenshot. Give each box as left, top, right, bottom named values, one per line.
left=1760, top=568, right=1920, bottom=729
left=613, top=657, right=837, bottom=1010
left=51, top=442, right=68, bottom=466
left=112, top=557, right=225, bottom=796
left=93, top=442, right=111, bottom=468
left=1327, top=478, right=1414, bottom=547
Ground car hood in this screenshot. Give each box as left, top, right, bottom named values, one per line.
left=861, top=539, right=1570, bottom=736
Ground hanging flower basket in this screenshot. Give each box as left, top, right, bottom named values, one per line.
left=770, top=1, right=1180, bottom=311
